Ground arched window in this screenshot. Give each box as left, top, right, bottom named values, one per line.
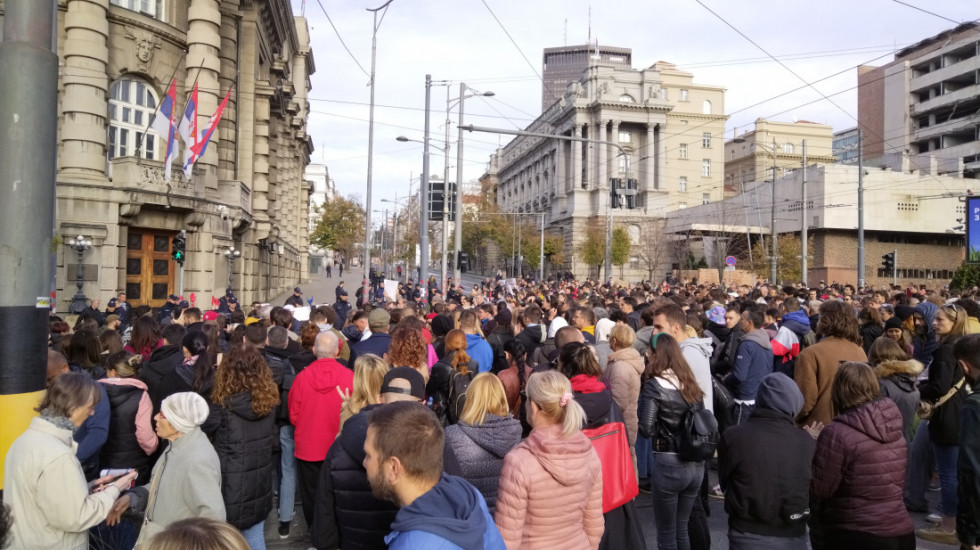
left=108, top=78, right=160, bottom=160
left=783, top=142, right=795, bottom=154
left=619, top=94, right=635, bottom=103
left=702, top=100, right=712, bottom=115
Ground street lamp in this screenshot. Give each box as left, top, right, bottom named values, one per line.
left=454, top=83, right=495, bottom=287
left=67, top=235, right=92, bottom=314
left=223, top=246, right=241, bottom=292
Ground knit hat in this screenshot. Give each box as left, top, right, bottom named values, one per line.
left=160, top=392, right=210, bottom=434
left=894, top=305, right=915, bottom=322
left=368, top=308, right=391, bottom=329
left=430, top=315, right=453, bottom=337
left=105, top=314, right=120, bottom=325
left=885, top=316, right=904, bottom=331
left=756, top=373, right=805, bottom=420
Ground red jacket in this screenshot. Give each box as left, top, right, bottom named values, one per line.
left=811, top=398, right=912, bottom=537
left=289, top=358, right=353, bottom=461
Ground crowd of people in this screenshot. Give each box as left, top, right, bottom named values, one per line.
left=2, top=274, right=980, bottom=550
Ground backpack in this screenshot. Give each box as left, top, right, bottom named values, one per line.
left=799, top=330, right=817, bottom=350
left=672, top=401, right=720, bottom=462
left=447, top=370, right=474, bottom=424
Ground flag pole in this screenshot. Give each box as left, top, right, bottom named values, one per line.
left=134, top=58, right=185, bottom=161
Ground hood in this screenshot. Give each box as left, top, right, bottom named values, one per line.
left=389, top=474, right=487, bottom=549
left=915, top=302, right=938, bottom=335
left=458, top=414, right=522, bottom=458
left=547, top=316, right=568, bottom=338
left=755, top=373, right=804, bottom=420
left=742, top=329, right=772, bottom=351
left=524, top=423, right=598, bottom=486
left=265, top=346, right=293, bottom=361
left=306, top=358, right=350, bottom=393
left=679, top=337, right=713, bottom=359
left=609, top=346, right=645, bottom=376
left=705, top=321, right=731, bottom=342
left=465, top=333, right=485, bottom=347
left=222, top=391, right=264, bottom=421
left=594, top=319, right=615, bottom=342
left=339, top=404, right=379, bottom=463
left=781, top=310, right=811, bottom=335
left=875, top=358, right=924, bottom=381
left=836, top=398, right=904, bottom=444
left=147, top=344, right=182, bottom=363
left=520, top=324, right=546, bottom=344
left=99, top=377, right=148, bottom=391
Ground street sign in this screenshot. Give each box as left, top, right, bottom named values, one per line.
left=725, top=256, right=737, bottom=267
left=725, top=266, right=736, bottom=272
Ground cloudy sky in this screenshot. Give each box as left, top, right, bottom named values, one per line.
left=291, top=0, right=977, bottom=212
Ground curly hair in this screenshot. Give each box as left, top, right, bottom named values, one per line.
left=445, top=329, right=473, bottom=375
left=387, top=326, right=428, bottom=370
left=211, top=342, right=280, bottom=417
left=816, top=300, right=862, bottom=345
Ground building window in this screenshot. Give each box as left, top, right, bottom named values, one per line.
left=680, top=89, right=689, bottom=101
left=108, top=78, right=159, bottom=160
left=783, top=142, right=795, bottom=154
left=110, top=0, right=162, bottom=19
left=679, top=176, right=687, bottom=191
left=702, top=159, right=711, bottom=177
left=679, top=202, right=688, bottom=209
left=619, top=94, right=635, bottom=103
left=619, top=131, right=632, bottom=143
left=702, top=193, right=710, bottom=205
left=702, top=132, right=711, bottom=148
left=702, top=100, right=712, bottom=115
left=618, top=154, right=631, bottom=174
left=679, top=144, right=688, bottom=159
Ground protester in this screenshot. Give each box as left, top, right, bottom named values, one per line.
left=386, top=326, right=430, bottom=382
left=953, top=333, right=980, bottom=548
left=144, top=517, right=250, bottom=550
left=867, top=337, right=922, bottom=444
left=605, top=323, right=645, bottom=466
left=497, top=338, right=532, bottom=418
left=427, top=328, right=478, bottom=425
left=460, top=309, right=494, bottom=373
left=98, top=351, right=158, bottom=483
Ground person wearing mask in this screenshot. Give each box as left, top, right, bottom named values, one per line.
left=638, top=333, right=708, bottom=550
left=810, top=362, right=914, bottom=549
left=495, top=370, right=604, bottom=549
left=444, top=373, right=521, bottom=514
left=106, top=392, right=225, bottom=546
left=3, top=373, right=138, bottom=550
left=364, top=401, right=505, bottom=549
left=719, top=373, right=815, bottom=549
left=916, top=303, right=969, bottom=545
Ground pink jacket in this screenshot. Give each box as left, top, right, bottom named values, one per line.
left=495, top=423, right=604, bottom=549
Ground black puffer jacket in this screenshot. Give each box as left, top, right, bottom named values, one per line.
left=921, top=337, right=968, bottom=445
left=444, top=414, right=521, bottom=514
left=637, top=375, right=691, bottom=453
left=139, top=344, right=183, bottom=414
left=312, top=404, right=400, bottom=550
left=99, top=382, right=152, bottom=482
left=211, top=391, right=276, bottom=529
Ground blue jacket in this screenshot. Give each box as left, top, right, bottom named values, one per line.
left=465, top=333, right=494, bottom=374
left=727, top=329, right=773, bottom=401
left=385, top=474, right=505, bottom=550
left=349, top=332, right=392, bottom=367
left=74, top=381, right=110, bottom=479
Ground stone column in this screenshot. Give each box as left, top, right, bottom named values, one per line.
left=647, top=124, right=656, bottom=190
left=59, top=0, right=110, bottom=181
left=572, top=123, right=583, bottom=190
left=253, top=83, right=272, bottom=225
left=185, top=0, right=222, bottom=183
left=556, top=136, right=566, bottom=197
left=217, top=7, right=239, bottom=182
left=584, top=123, right=593, bottom=190
left=597, top=119, right=607, bottom=192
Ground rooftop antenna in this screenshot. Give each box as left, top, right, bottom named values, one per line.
left=563, top=18, right=567, bottom=46
left=587, top=6, right=591, bottom=45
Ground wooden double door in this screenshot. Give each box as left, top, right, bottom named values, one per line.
left=125, top=230, right=176, bottom=308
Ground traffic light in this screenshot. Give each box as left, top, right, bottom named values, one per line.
left=610, top=178, right=622, bottom=208
left=172, top=232, right=186, bottom=265
left=626, top=178, right=638, bottom=209
left=881, top=251, right=895, bottom=274
left=429, top=180, right=445, bottom=221
left=446, top=181, right=457, bottom=222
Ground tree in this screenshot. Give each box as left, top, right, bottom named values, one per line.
left=751, top=234, right=814, bottom=284
left=310, top=195, right=365, bottom=261
left=636, top=219, right=675, bottom=282
left=951, top=262, right=980, bottom=291
left=577, top=218, right=605, bottom=278
left=611, top=226, right=631, bottom=268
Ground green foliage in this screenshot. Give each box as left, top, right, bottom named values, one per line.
left=752, top=234, right=814, bottom=284
left=577, top=219, right=605, bottom=269
left=611, top=226, right=631, bottom=266
left=683, top=252, right=707, bottom=270
left=310, top=195, right=365, bottom=259
left=951, top=262, right=980, bottom=291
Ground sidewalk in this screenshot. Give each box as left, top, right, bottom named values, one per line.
left=270, top=271, right=366, bottom=308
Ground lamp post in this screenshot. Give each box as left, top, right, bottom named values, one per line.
left=454, top=83, right=495, bottom=288
left=67, top=235, right=92, bottom=314
left=223, top=246, right=241, bottom=292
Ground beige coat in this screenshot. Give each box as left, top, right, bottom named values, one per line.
left=3, top=417, right=121, bottom=550
left=495, top=423, right=604, bottom=549
left=605, top=346, right=644, bottom=467
left=795, top=336, right=868, bottom=427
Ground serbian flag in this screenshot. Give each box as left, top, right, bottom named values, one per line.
left=150, top=78, right=178, bottom=180
left=178, top=82, right=199, bottom=179
left=184, top=88, right=231, bottom=175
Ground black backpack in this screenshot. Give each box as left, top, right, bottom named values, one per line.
left=447, top=370, right=474, bottom=424
left=673, top=401, right=720, bottom=462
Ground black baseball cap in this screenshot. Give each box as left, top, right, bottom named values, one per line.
left=380, top=367, right=425, bottom=400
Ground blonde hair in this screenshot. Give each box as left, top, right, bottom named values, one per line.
left=350, top=354, right=390, bottom=414
left=145, top=517, right=249, bottom=550
left=459, top=373, right=510, bottom=425
left=525, top=370, right=586, bottom=436
left=608, top=324, right=635, bottom=350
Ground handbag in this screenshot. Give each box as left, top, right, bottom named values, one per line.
left=583, top=421, right=639, bottom=513
left=918, top=378, right=964, bottom=420
left=711, top=374, right=735, bottom=432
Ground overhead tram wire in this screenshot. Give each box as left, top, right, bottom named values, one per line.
left=314, top=0, right=370, bottom=78
left=890, top=0, right=964, bottom=25
left=478, top=0, right=545, bottom=85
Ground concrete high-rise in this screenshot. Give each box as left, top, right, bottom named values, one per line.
left=542, top=44, right=632, bottom=112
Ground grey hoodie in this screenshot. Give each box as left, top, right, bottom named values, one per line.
left=681, top=336, right=715, bottom=412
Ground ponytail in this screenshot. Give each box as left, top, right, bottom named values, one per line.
left=525, top=370, right=586, bottom=437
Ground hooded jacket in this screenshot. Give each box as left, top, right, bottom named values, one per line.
left=680, top=337, right=714, bottom=412
left=719, top=373, right=816, bottom=538
left=139, top=343, right=184, bottom=414
left=515, top=324, right=547, bottom=360
left=727, top=329, right=773, bottom=401
left=289, top=357, right=354, bottom=461
left=771, top=310, right=811, bottom=378
left=464, top=332, right=494, bottom=374
left=811, top=398, right=912, bottom=537
left=444, top=414, right=522, bottom=514
left=494, top=423, right=604, bottom=549
left=874, top=358, right=923, bottom=443
left=912, top=302, right=939, bottom=367
left=606, top=346, right=645, bottom=454
left=386, top=474, right=505, bottom=550
left=211, top=391, right=276, bottom=529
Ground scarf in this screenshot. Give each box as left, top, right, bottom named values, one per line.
left=40, top=410, right=78, bottom=434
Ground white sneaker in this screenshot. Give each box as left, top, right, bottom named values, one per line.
left=926, top=512, right=942, bottom=524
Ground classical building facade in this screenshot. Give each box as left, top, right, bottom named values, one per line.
left=13, top=0, right=315, bottom=310
left=488, top=58, right=726, bottom=280
left=724, top=119, right=837, bottom=193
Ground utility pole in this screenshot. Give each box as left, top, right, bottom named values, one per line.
left=770, top=163, right=777, bottom=284
left=420, top=74, right=431, bottom=284
left=0, top=0, right=59, bottom=489
left=857, top=129, right=865, bottom=289
left=801, top=140, right=808, bottom=287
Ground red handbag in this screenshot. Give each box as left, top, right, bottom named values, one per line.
left=582, top=421, right=639, bottom=513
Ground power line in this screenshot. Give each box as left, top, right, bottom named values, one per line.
left=314, top=0, right=370, bottom=78
left=478, top=0, right=544, bottom=85
left=890, top=0, right=964, bottom=25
